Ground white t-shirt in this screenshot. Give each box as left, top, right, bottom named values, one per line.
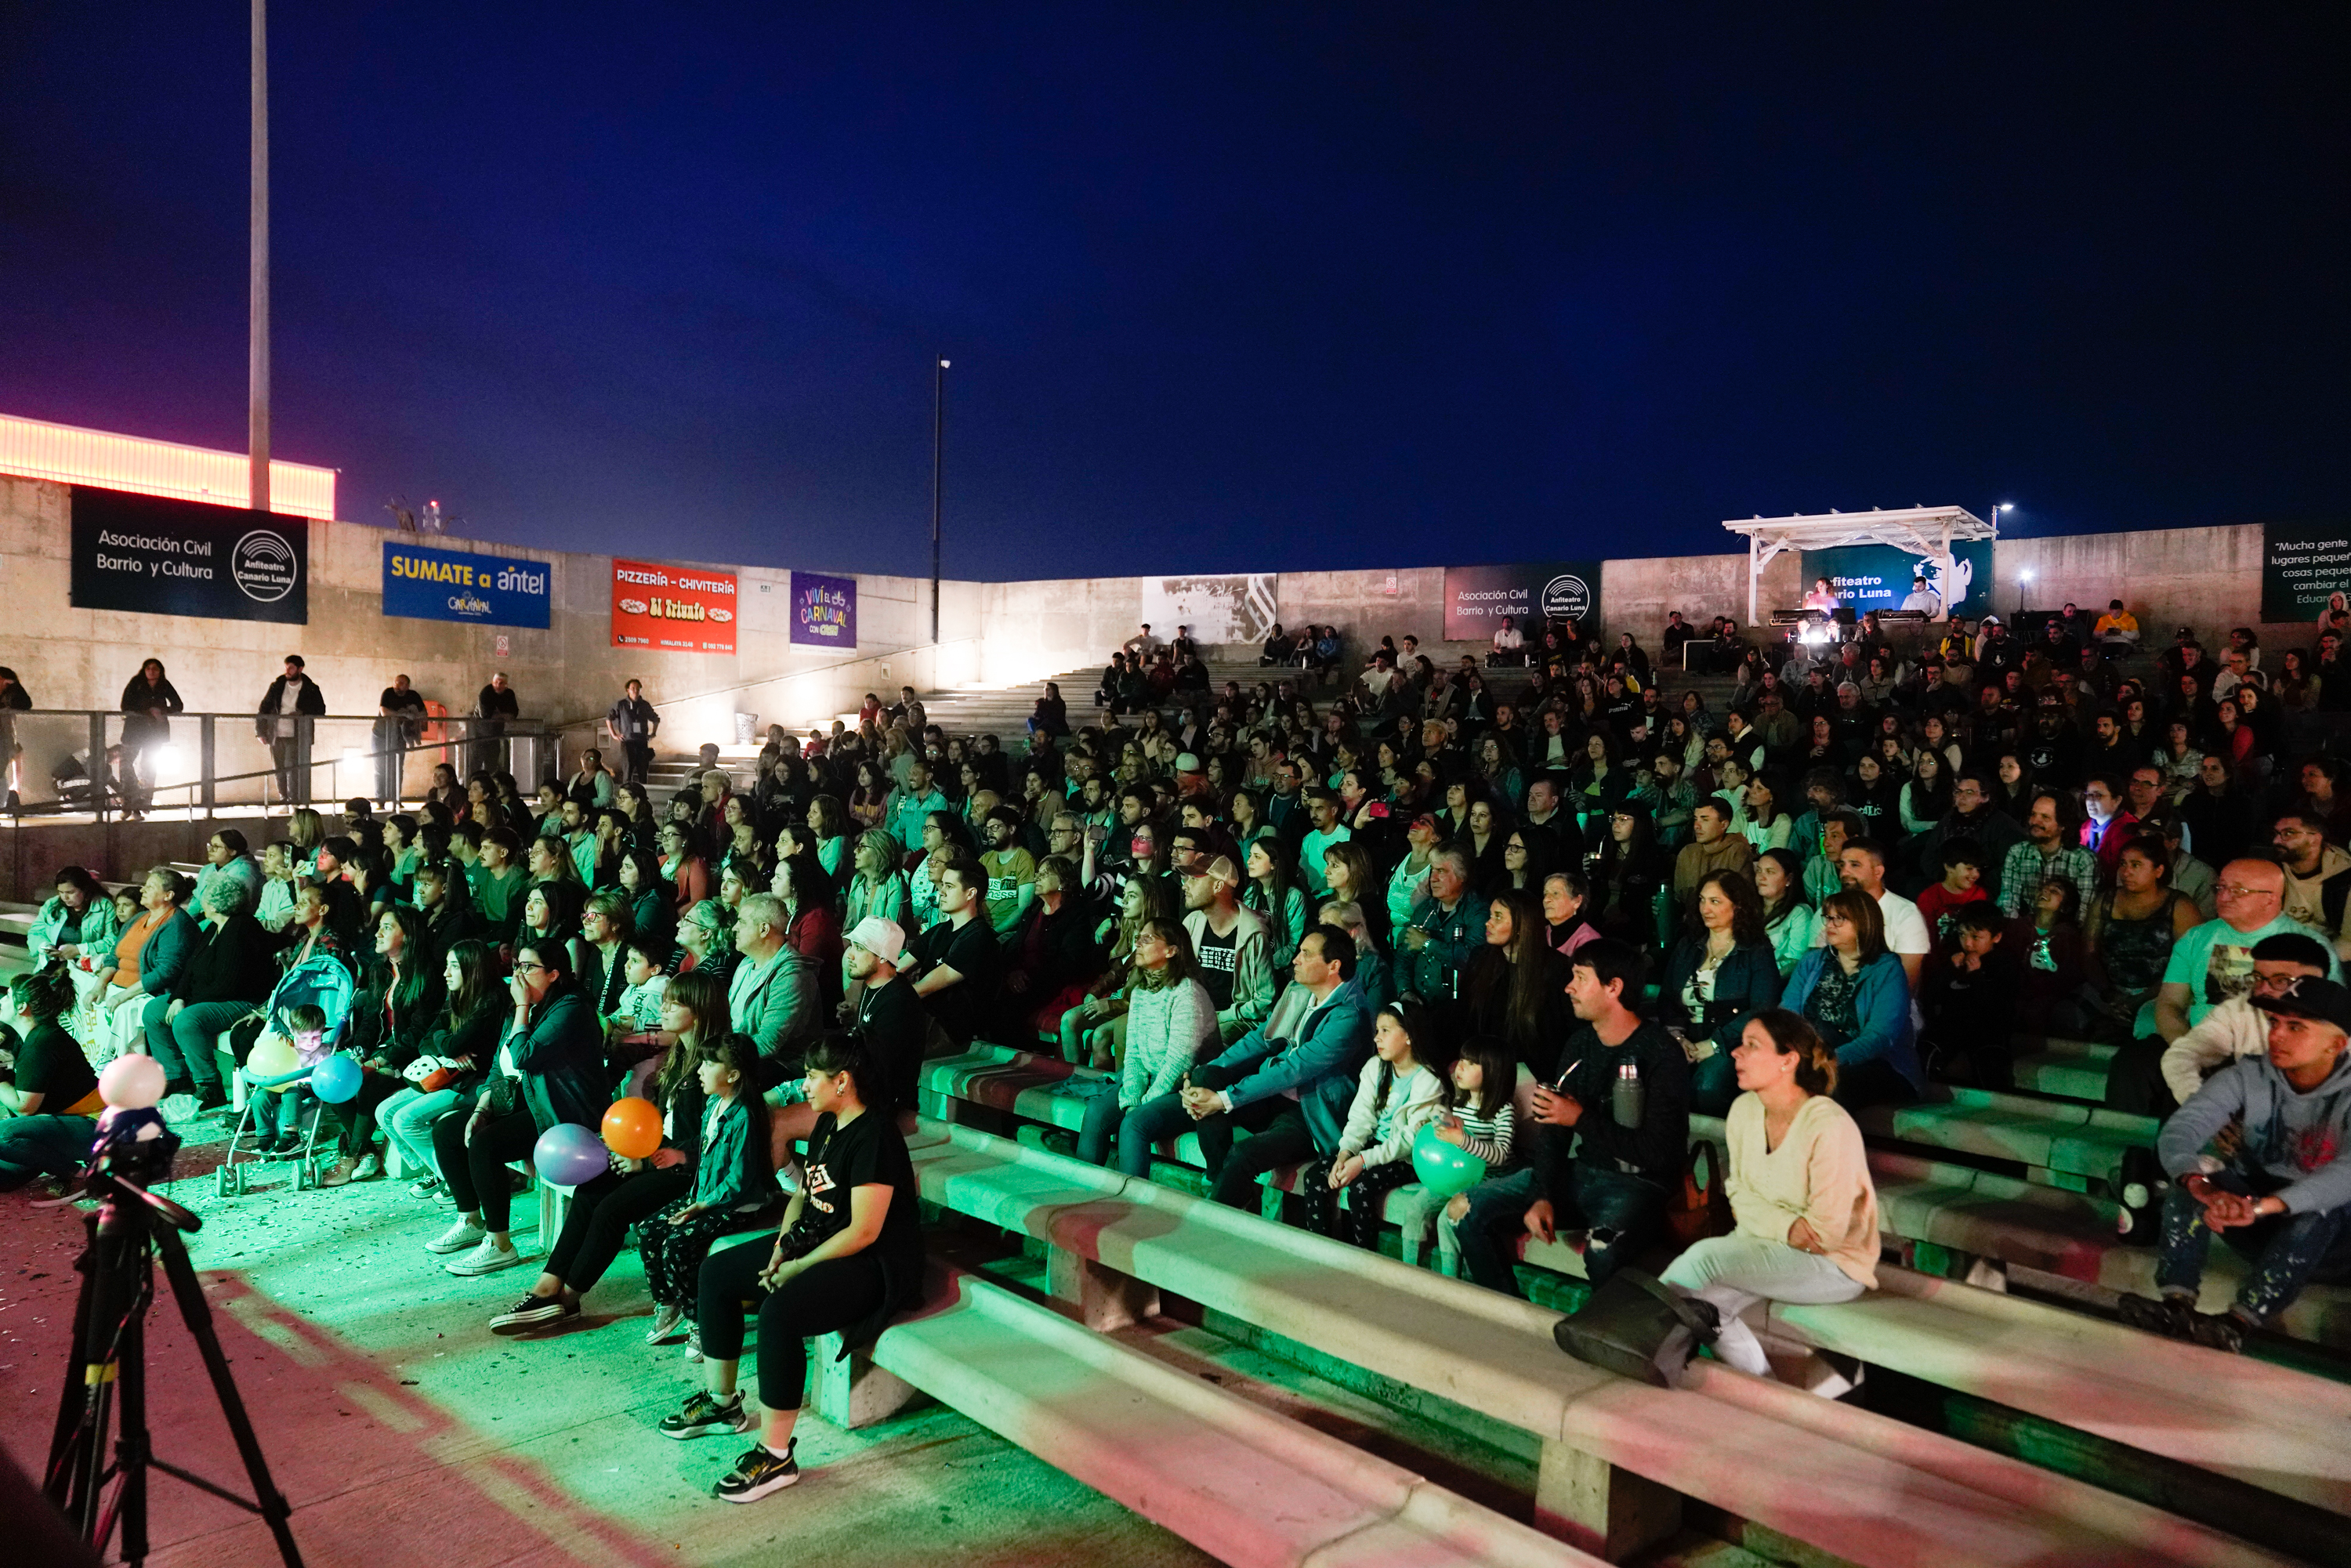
left=1811, top=888, right=1931, bottom=956
left=1493, top=625, right=1525, bottom=650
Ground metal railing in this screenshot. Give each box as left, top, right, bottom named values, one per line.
left=0, top=710, right=565, bottom=822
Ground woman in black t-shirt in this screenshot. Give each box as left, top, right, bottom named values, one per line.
left=0, top=969, right=103, bottom=1188
left=664, top=1034, right=924, bottom=1503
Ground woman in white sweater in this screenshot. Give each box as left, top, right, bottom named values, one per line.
left=1661, top=1007, right=1879, bottom=1385
left=1077, top=917, right=1217, bottom=1173
left=1302, top=998, right=1445, bottom=1250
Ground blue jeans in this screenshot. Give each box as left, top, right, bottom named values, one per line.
left=1075, top=1081, right=1126, bottom=1168
left=0, top=1114, right=97, bottom=1187
left=2155, top=1169, right=2351, bottom=1320
left=1454, top=1161, right=1668, bottom=1296
left=1116, top=1089, right=1199, bottom=1178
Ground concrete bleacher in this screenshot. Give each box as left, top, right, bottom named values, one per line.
left=903, top=1118, right=2290, bottom=1567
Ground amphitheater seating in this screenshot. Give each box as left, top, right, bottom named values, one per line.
left=1854, top=1087, right=2158, bottom=1192
left=2008, top=1035, right=2117, bottom=1103
left=869, top=1257, right=1606, bottom=1568
left=907, top=1119, right=2288, bottom=1568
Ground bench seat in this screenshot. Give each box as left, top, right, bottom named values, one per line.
left=2008, top=1036, right=2117, bottom=1103
left=872, top=1264, right=1602, bottom=1568
left=906, top=1121, right=2288, bottom=1568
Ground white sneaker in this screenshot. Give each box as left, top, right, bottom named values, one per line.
left=445, top=1237, right=532, bottom=1277
left=645, top=1305, right=687, bottom=1345
left=426, top=1219, right=487, bottom=1255
left=353, top=1152, right=383, bottom=1181
left=683, top=1325, right=704, bottom=1363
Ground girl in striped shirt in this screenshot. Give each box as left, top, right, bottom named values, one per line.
left=1432, top=1037, right=1517, bottom=1277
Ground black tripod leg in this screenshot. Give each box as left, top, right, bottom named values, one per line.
left=117, top=1308, right=148, bottom=1568
left=151, top=1229, right=305, bottom=1568
left=43, top=1212, right=102, bottom=1519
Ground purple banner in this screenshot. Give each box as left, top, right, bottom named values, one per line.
left=790, top=570, right=857, bottom=648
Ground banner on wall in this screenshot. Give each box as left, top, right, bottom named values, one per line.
left=382, top=541, right=552, bottom=628
left=71, top=484, right=307, bottom=624
left=1139, top=574, right=1277, bottom=645
left=611, top=558, right=737, bottom=653
left=1440, top=560, right=1601, bottom=642
left=789, top=571, right=857, bottom=648
left=2261, top=523, right=2351, bottom=623
left=1799, top=539, right=1991, bottom=620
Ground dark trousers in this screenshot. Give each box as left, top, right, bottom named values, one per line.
left=1194, top=1098, right=1317, bottom=1210
left=2103, top=1035, right=2179, bottom=1118
left=545, top=1164, right=691, bottom=1294
left=2156, top=1168, right=2351, bottom=1320
left=0, top=1114, right=97, bottom=1188
left=321, top=1070, right=406, bottom=1156
left=621, top=741, right=654, bottom=787
left=696, top=1241, right=889, bottom=1410
left=1833, top=1058, right=1922, bottom=1112
left=1114, top=1089, right=1197, bottom=1178
left=433, top=1108, right=542, bottom=1232
left=1458, top=1162, right=1667, bottom=1296
left=1298, top=1154, right=1418, bottom=1250
left=150, top=999, right=251, bottom=1095
left=270, top=736, right=311, bottom=805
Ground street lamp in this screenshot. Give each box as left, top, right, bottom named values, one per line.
left=931, top=357, right=949, bottom=643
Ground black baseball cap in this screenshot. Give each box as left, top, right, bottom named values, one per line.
left=2253, top=976, right=2351, bottom=1034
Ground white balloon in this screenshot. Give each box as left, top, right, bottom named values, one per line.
left=99, top=1052, right=167, bottom=1110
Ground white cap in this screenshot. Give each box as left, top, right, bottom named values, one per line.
left=846, top=915, right=906, bottom=967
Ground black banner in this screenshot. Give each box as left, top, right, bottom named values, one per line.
left=1441, top=559, right=1602, bottom=641
left=2262, top=521, right=2351, bottom=624
left=71, top=486, right=308, bottom=624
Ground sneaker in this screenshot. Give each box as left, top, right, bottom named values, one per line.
left=645, top=1305, right=688, bottom=1345
left=2115, top=1147, right=2163, bottom=1238
left=714, top=1440, right=799, bottom=1502
left=2116, top=1291, right=2196, bottom=1340
left=658, top=1390, right=749, bottom=1440
left=2188, top=1309, right=2251, bottom=1355
left=426, top=1219, right=489, bottom=1255
left=159, top=1092, right=199, bottom=1124
left=683, top=1325, right=704, bottom=1363
left=319, top=1157, right=360, bottom=1188
left=445, top=1237, right=531, bottom=1276
left=353, top=1153, right=383, bottom=1181
left=491, top=1294, right=581, bottom=1334
left=408, top=1175, right=445, bottom=1198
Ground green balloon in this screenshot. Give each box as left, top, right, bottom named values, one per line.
left=1411, top=1121, right=1487, bottom=1199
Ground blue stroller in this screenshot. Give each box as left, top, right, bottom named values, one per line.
left=217, top=954, right=357, bottom=1196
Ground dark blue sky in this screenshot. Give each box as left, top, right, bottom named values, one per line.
left=3, top=5, right=2342, bottom=581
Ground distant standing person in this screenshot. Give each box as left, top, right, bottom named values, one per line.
left=607, top=679, right=660, bottom=786
left=0, top=664, right=30, bottom=806
left=377, top=673, right=429, bottom=806
left=256, top=655, right=326, bottom=806
left=475, top=672, right=520, bottom=777
left=118, top=657, right=184, bottom=818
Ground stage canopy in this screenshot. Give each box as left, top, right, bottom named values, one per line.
left=1722, top=505, right=1998, bottom=625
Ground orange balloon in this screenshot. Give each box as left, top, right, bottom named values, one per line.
left=601, top=1096, right=663, bottom=1161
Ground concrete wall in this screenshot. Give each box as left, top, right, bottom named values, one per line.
left=1990, top=524, right=2273, bottom=640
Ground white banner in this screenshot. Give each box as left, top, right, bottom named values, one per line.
left=1140, top=574, right=1277, bottom=645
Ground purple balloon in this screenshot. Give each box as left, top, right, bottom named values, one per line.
left=309, top=1053, right=363, bottom=1105
left=533, top=1123, right=610, bottom=1188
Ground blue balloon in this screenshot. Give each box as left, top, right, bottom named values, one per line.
left=1411, top=1121, right=1487, bottom=1200
left=309, top=1053, right=363, bottom=1105
left=534, top=1122, right=611, bottom=1188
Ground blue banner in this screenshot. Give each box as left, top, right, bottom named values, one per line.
left=1799, top=539, right=1991, bottom=620
left=382, top=541, right=552, bottom=628
left=790, top=570, right=857, bottom=647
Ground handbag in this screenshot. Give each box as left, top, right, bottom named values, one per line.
left=1552, top=1268, right=1719, bottom=1389
left=1666, top=1138, right=1734, bottom=1248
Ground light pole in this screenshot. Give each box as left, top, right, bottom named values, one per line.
left=930, top=357, right=948, bottom=643
left=1994, top=502, right=2016, bottom=617
left=248, top=0, right=270, bottom=515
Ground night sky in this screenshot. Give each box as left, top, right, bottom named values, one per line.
left=2, top=6, right=2342, bottom=582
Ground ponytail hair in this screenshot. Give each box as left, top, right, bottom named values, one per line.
left=1748, top=1007, right=1838, bottom=1097
left=11, top=965, right=73, bottom=1021
left=804, top=1031, right=877, bottom=1106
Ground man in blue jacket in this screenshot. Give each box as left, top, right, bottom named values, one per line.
left=1122, top=924, right=1371, bottom=1210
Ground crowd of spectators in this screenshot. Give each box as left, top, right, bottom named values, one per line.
left=9, top=591, right=2351, bottom=1497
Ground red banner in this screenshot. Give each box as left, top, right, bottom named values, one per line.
left=610, top=558, right=737, bottom=654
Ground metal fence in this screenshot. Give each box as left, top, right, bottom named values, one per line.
left=0, top=709, right=565, bottom=821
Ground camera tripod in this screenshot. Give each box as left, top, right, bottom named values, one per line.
left=43, top=1167, right=303, bottom=1568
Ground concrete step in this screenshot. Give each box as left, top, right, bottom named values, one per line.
left=875, top=1263, right=1601, bottom=1568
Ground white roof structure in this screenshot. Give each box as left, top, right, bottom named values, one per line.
left=1722, top=505, right=1997, bottom=624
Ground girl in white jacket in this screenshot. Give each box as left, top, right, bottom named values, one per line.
left=1302, top=998, right=1445, bottom=1249
left=1077, top=918, right=1219, bottom=1171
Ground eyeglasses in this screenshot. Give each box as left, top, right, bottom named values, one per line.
left=513, top=961, right=551, bottom=973
left=2216, top=884, right=2277, bottom=900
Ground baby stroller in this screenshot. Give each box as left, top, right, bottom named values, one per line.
left=217, top=953, right=357, bottom=1196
